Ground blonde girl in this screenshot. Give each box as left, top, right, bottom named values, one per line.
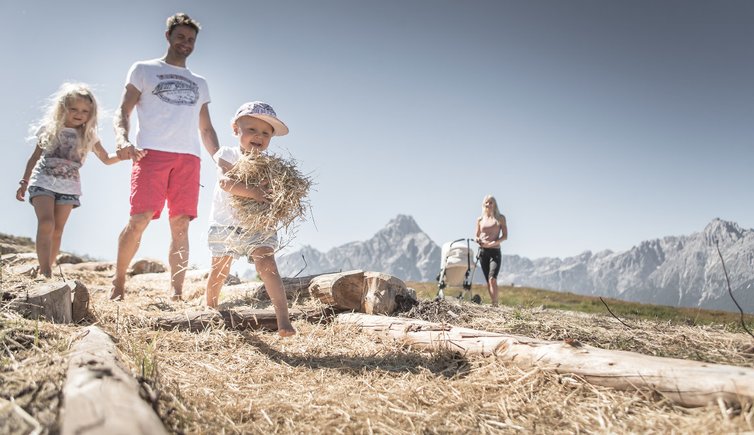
left=475, top=195, right=508, bottom=306
left=16, top=82, right=122, bottom=277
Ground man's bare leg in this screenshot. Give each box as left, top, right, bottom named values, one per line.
left=168, top=215, right=190, bottom=301
left=110, top=211, right=152, bottom=301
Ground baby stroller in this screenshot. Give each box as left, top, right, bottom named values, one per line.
left=436, top=238, right=482, bottom=303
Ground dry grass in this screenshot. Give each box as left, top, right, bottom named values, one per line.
left=225, top=152, right=312, bottom=244
left=2, top=251, right=754, bottom=434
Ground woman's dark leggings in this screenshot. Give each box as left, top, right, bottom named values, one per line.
left=479, top=248, right=501, bottom=281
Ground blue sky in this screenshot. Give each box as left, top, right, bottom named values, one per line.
left=2, top=1, right=752, bottom=273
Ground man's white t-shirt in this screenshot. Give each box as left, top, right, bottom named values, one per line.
left=126, top=59, right=210, bottom=157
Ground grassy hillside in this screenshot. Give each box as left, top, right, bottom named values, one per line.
left=408, top=281, right=754, bottom=332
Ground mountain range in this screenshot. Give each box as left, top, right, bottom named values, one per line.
left=277, top=215, right=754, bottom=313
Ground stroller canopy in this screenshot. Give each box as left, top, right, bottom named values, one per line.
left=439, top=240, right=477, bottom=287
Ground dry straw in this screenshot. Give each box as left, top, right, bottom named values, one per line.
left=225, top=152, right=312, bottom=239
left=2, top=245, right=754, bottom=433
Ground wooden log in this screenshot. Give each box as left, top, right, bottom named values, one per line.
left=238, top=274, right=321, bottom=301
left=363, top=271, right=414, bottom=315
left=309, top=270, right=365, bottom=310
left=61, top=326, right=167, bottom=435
left=10, top=281, right=72, bottom=323
left=70, top=280, right=90, bottom=323
left=308, top=270, right=417, bottom=315
left=154, top=307, right=329, bottom=332
left=335, top=313, right=754, bottom=408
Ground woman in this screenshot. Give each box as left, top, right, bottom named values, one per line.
left=475, top=195, right=508, bottom=306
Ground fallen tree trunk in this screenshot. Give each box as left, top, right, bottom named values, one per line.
left=336, top=313, right=754, bottom=408
left=61, top=326, right=167, bottom=435
left=154, top=307, right=330, bottom=332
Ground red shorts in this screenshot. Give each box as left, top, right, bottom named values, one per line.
left=130, top=149, right=201, bottom=220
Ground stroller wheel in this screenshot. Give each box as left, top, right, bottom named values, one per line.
left=471, top=294, right=482, bottom=304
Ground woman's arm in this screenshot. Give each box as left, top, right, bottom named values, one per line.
left=499, top=215, right=508, bottom=241
left=92, top=141, right=123, bottom=165
left=216, top=158, right=269, bottom=203
left=16, top=144, right=43, bottom=201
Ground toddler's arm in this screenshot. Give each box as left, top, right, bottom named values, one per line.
left=16, top=144, right=43, bottom=201
left=92, top=141, right=123, bottom=165
left=216, top=158, right=270, bottom=203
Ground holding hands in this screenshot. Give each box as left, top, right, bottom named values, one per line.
left=116, top=142, right=148, bottom=162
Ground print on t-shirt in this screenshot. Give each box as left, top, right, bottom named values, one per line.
left=152, top=74, right=199, bottom=106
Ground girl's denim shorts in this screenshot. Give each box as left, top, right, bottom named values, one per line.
left=29, top=186, right=81, bottom=208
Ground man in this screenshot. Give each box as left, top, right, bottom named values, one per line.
left=111, top=12, right=220, bottom=301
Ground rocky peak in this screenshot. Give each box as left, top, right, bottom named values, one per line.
left=377, top=214, right=422, bottom=238
left=703, top=218, right=744, bottom=245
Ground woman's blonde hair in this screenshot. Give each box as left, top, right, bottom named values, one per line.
left=32, top=82, right=99, bottom=156
left=481, top=194, right=504, bottom=222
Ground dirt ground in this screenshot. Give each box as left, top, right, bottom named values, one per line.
left=2, top=239, right=753, bottom=434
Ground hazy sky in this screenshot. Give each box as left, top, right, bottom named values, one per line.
left=2, top=1, right=752, bottom=274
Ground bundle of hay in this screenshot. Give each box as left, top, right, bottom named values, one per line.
left=225, top=152, right=312, bottom=235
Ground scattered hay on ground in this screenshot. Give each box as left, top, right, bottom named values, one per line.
left=2, top=251, right=754, bottom=433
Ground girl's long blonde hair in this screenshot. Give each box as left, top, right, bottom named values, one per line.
left=32, top=82, right=99, bottom=156
left=481, top=194, right=504, bottom=222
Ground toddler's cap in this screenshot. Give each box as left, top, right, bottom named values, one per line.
left=232, top=101, right=289, bottom=136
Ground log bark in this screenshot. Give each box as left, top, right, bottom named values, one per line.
left=154, top=307, right=329, bottom=332
left=336, top=313, right=754, bottom=408
left=10, top=281, right=72, bottom=323
left=71, top=280, right=90, bottom=323
left=309, top=270, right=365, bottom=310
left=61, top=326, right=167, bottom=435
left=238, top=274, right=321, bottom=301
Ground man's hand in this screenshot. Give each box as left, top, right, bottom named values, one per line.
left=117, top=142, right=148, bottom=162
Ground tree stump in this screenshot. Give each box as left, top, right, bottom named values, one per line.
left=10, top=281, right=73, bottom=323
left=307, top=270, right=416, bottom=314
left=363, top=271, right=414, bottom=315
left=61, top=326, right=167, bottom=435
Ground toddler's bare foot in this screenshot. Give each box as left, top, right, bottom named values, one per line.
left=170, top=292, right=183, bottom=302
left=109, top=279, right=125, bottom=301
left=109, top=287, right=124, bottom=301
left=278, top=323, right=297, bottom=337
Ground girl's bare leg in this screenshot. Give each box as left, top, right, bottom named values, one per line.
left=50, top=203, right=73, bottom=271
left=32, top=196, right=55, bottom=278
left=252, top=247, right=296, bottom=337
left=206, top=256, right=233, bottom=309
